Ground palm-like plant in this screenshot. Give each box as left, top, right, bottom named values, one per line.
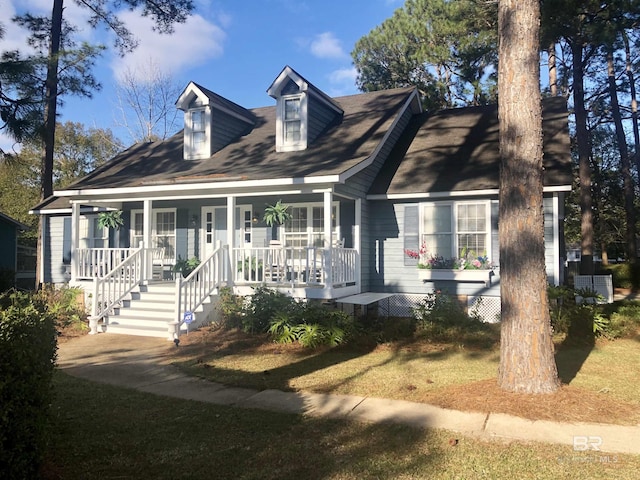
left=262, top=200, right=292, bottom=226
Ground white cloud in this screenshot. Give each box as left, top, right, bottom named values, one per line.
left=310, top=32, right=347, bottom=60
left=109, top=11, right=226, bottom=83
left=328, top=67, right=357, bottom=85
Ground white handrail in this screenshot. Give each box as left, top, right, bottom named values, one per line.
left=174, top=245, right=230, bottom=337
left=88, top=246, right=144, bottom=334
left=76, top=248, right=137, bottom=279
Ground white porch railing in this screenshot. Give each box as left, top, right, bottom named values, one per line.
left=233, top=246, right=357, bottom=287
left=88, top=246, right=145, bottom=334
left=173, top=245, right=231, bottom=338
left=76, top=248, right=137, bottom=279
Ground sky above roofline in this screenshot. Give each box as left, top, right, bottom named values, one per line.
left=0, top=0, right=403, bottom=152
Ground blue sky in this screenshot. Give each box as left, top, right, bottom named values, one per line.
left=1, top=0, right=403, bottom=150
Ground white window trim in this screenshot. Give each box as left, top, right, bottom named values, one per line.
left=275, top=93, right=307, bottom=152
left=419, top=200, right=491, bottom=259
left=184, top=107, right=210, bottom=160
left=282, top=202, right=339, bottom=247
left=130, top=208, right=177, bottom=260
left=79, top=215, right=108, bottom=249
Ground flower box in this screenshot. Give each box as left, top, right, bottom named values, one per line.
left=418, top=269, right=493, bottom=284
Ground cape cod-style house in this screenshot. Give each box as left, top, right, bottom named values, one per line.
left=31, top=66, right=572, bottom=338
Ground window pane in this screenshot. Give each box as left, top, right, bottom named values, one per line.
left=284, top=99, right=300, bottom=120
left=285, top=120, right=301, bottom=143
left=457, top=203, right=487, bottom=256
left=192, top=110, right=204, bottom=130
left=193, top=131, right=205, bottom=148
left=421, top=234, right=452, bottom=258
left=423, top=204, right=451, bottom=234
left=421, top=205, right=452, bottom=257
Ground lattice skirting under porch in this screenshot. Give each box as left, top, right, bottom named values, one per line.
left=381, top=293, right=502, bottom=323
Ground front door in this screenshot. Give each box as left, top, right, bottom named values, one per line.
left=201, top=207, right=227, bottom=259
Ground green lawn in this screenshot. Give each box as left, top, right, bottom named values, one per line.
left=46, top=372, right=640, bottom=480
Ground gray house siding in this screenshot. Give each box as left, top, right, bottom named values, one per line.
left=338, top=107, right=414, bottom=201
left=211, top=111, right=252, bottom=154
left=308, top=97, right=339, bottom=145
left=44, top=215, right=70, bottom=284
left=369, top=196, right=562, bottom=298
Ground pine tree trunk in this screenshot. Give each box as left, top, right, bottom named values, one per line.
left=572, top=41, right=594, bottom=275
left=497, top=0, right=559, bottom=393
left=36, top=0, right=64, bottom=288
left=548, top=42, right=557, bottom=96
left=623, top=31, right=640, bottom=184
left=607, top=47, right=637, bottom=264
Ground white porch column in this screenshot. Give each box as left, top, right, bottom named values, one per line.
left=355, top=198, right=362, bottom=294
left=70, top=201, right=80, bottom=282
left=143, top=200, right=152, bottom=280
left=227, top=196, right=236, bottom=284
left=227, top=196, right=236, bottom=251
left=324, top=191, right=333, bottom=286
left=323, top=191, right=333, bottom=247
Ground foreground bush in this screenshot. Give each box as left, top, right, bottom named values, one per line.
left=0, top=290, right=57, bottom=479
left=413, top=290, right=499, bottom=348
left=548, top=285, right=640, bottom=340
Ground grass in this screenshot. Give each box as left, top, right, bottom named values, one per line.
left=167, top=324, right=640, bottom=425
left=45, top=372, right=640, bottom=480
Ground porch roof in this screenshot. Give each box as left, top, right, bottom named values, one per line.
left=60, top=87, right=416, bottom=192
left=369, top=96, right=572, bottom=196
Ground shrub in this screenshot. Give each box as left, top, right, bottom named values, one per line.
left=598, top=263, right=640, bottom=290
left=242, top=286, right=297, bottom=333
left=217, top=287, right=245, bottom=329
left=37, top=284, right=87, bottom=333
left=268, top=301, right=355, bottom=348
left=413, top=290, right=499, bottom=347
left=600, top=302, right=640, bottom=339
left=0, top=290, right=57, bottom=479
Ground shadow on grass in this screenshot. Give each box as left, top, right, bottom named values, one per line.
left=46, top=372, right=445, bottom=480
left=555, top=322, right=596, bottom=385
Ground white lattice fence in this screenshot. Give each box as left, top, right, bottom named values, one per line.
left=468, top=296, right=502, bottom=323
left=381, top=293, right=502, bottom=323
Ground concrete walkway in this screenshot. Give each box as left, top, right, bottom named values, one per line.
left=57, top=334, right=640, bottom=455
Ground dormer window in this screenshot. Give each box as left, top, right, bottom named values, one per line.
left=191, top=109, right=206, bottom=150
left=268, top=66, right=344, bottom=153
left=275, top=93, right=307, bottom=152
left=176, top=81, right=256, bottom=161
left=284, top=97, right=302, bottom=145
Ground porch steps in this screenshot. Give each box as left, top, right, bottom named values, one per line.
left=104, top=282, right=179, bottom=338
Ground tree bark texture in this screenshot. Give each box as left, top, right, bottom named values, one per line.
left=623, top=31, right=640, bottom=184
left=36, top=0, right=63, bottom=288
left=497, top=0, right=560, bottom=393
left=607, top=48, right=637, bottom=264
left=571, top=41, right=594, bottom=275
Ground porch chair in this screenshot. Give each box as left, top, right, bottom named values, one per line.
left=151, top=247, right=171, bottom=281
left=265, top=240, right=286, bottom=282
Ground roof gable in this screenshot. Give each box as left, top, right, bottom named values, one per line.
left=369, top=96, right=572, bottom=196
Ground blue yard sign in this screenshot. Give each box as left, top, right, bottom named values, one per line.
left=183, top=311, right=194, bottom=324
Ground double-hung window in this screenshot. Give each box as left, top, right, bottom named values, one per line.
left=420, top=202, right=489, bottom=260
left=191, top=109, right=206, bottom=152
left=283, top=97, right=301, bottom=145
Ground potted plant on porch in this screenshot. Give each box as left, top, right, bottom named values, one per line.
left=262, top=200, right=292, bottom=241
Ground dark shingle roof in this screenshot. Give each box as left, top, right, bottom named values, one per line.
left=369, top=96, right=571, bottom=195
left=65, top=87, right=416, bottom=190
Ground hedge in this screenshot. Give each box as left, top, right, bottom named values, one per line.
left=0, top=291, right=57, bottom=479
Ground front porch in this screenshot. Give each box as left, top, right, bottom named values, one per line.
left=71, top=243, right=360, bottom=339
